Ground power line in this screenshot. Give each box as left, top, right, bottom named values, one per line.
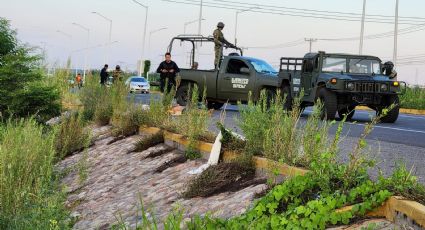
left=162, top=0, right=425, bottom=25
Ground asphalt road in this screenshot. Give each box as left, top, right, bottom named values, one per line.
left=131, top=93, right=425, bottom=183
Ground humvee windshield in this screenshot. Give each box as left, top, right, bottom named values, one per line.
left=349, top=58, right=381, bottom=74
left=322, top=57, right=381, bottom=75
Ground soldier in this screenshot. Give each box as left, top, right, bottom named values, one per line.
left=112, top=65, right=123, bottom=83
left=382, top=61, right=397, bottom=80
left=213, top=22, right=235, bottom=69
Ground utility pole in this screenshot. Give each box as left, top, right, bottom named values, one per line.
left=393, top=0, right=399, bottom=67
left=359, top=0, right=367, bottom=55
left=305, top=38, right=317, bottom=53
left=234, top=7, right=257, bottom=46
left=72, top=23, right=90, bottom=81
left=198, top=0, right=203, bottom=35
left=92, top=12, right=112, bottom=65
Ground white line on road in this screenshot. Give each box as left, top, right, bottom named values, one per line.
left=349, top=122, right=425, bottom=134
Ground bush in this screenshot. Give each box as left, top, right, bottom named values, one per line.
left=0, top=119, right=70, bottom=229
left=79, top=74, right=103, bottom=121
left=55, top=112, right=90, bottom=160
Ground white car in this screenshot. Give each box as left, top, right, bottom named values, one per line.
left=125, top=76, right=150, bottom=94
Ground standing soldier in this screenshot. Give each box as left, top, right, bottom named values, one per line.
left=112, top=65, right=123, bottom=83
left=213, top=22, right=235, bottom=69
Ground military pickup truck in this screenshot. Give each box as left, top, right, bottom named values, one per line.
left=279, top=51, right=405, bottom=122
left=167, top=35, right=285, bottom=110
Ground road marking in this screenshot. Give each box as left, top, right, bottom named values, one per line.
left=349, top=122, right=425, bottom=134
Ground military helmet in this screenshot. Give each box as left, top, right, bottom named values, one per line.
left=384, top=61, right=394, bottom=69
left=217, top=22, right=225, bottom=28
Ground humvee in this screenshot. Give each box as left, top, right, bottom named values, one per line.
left=279, top=51, right=405, bottom=122
left=167, top=35, right=285, bottom=110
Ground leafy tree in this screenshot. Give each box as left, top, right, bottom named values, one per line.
left=0, top=17, right=61, bottom=121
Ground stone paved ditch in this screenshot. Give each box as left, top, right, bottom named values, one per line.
left=57, top=125, right=397, bottom=229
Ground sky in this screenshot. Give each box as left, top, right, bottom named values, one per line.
left=1, top=0, right=425, bottom=85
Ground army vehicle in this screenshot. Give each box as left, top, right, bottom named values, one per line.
left=279, top=51, right=405, bottom=122
left=167, top=35, right=286, bottom=110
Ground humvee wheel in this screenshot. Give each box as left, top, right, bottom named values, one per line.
left=318, top=88, right=337, bottom=120
left=338, top=106, right=355, bottom=120
left=377, top=95, right=400, bottom=123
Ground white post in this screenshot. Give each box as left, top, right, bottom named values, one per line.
left=359, top=0, right=366, bottom=55
left=198, top=0, right=203, bottom=35
left=234, top=11, right=239, bottom=46
left=393, top=0, right=399, bottom=67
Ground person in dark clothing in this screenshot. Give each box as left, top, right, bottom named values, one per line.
left=156, top=53, right=180, bottom=93
left=100, top=64, right=109, bottom=85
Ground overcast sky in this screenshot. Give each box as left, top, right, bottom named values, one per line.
left=1, top=0, right=425, bottom=85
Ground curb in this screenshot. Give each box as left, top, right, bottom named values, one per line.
left=357, top=106, right=425, bottom=116
left=138, top=126, right=425, bottom=228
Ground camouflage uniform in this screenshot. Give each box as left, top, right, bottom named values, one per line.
left=213, top=26, right=233, bottom=68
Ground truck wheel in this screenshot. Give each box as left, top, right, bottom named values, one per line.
left=318, top=88, right=337, bottom=120
left=377, top=95, right=400, bottom=123
left=282, top=85, right=293, bottom=110
left=338, top=106, right=355, bottom=120
left=176, top=84, right=190, bottom=106
left=207, top=102, right=224, bottom=110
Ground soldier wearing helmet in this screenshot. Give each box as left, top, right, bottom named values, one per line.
left=213, top=22, right=235, bottom=69
left=382, top=61, right=397, bottom=80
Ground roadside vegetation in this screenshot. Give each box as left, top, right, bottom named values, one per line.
left=400, top=86, right=425, bottom=110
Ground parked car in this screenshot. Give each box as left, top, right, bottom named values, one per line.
left=125, top=76, right=150, bottom=93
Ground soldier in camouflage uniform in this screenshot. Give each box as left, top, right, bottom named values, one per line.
left=213, top=22, right=235, bottom=69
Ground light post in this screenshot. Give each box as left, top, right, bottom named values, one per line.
left=234, top=7, right=257, bottom=46
left=184, top=18, right=205, bottom=34
left=72, top=22, right=90, bottom=80
left=132, top=0, right=149, bottom=76
left=148, top=27, right=168, bottom=59
left=198, top=0, right=203, bottom=35
left=359, top=0, right=367, bottom=55
left=92, top=11, right=112, bottom=64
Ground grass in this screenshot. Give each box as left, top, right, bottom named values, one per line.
left=132, top=131, right=164, bottom=153
left=55, top=112, right=91, bottom=160
left=0, top=119, right=71, bottom=229
left=399, top=86, right=425, bottom=110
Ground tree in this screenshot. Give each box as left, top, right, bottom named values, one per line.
left=0, top=18, right=61, bottom=121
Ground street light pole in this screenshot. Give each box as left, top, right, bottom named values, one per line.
left=359, top=0, right=366, bottom=55
left=393, top=0, right=399, bottom=67
left=56, top=30, right=73, bottom=70
left=92, top=11, right=112, bottom=64
left=234, top=7, right=257, bottom=46
left=148, top=27, right=168, bottom=59
left=72, top=22, right=90, bottom=80
left=132, top=0, right=149, bottom=76
left=184, top=18, right=205, bottom=34
left=305, top=38, right=317, bottom=53
left=198, top=0, right=203, bottom=35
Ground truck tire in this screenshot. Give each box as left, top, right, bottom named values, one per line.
left=318, top=88, right=337, bottom=120
left=207, top=102, right=224, bottom=110
left=338, top=106, right=355, bottom=120
left=377, top=95, right=400, bottom=123
left=282, top=85, right=293, bottom=110
left=176, top=84, right=190, bottom=106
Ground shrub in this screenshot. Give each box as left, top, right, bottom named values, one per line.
left=400, top=86, right=425, bottom=110
left=93, top=87, right=113, bottom=126
left=0, top=119, right=70, bottom=229
left=79, top=74, right=103, bottom=121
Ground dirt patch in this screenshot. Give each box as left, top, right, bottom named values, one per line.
left=183, top=162, right=259, bottom=198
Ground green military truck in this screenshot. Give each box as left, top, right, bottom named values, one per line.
left=167, top=35, right=285, bottom=110
left=279, top=51, right=405, bottom=122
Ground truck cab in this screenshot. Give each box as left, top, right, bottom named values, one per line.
left=167, top=35, right=282, bottom=109
left=279, top=51, right=405, bottom=122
